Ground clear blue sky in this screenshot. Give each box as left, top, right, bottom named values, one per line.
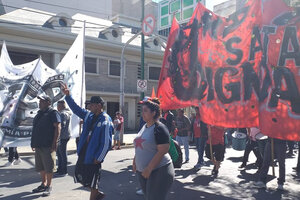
left=152, top=0, right=227, bottom=11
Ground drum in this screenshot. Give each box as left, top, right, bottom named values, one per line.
left=255, top=133, right=268, bottom=155
left=232, top=132, right=247, bottom=151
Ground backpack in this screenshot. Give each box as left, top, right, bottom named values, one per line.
left=155, top=121, right=183, bottom=168
left=169, top=138, right=183, bottom=168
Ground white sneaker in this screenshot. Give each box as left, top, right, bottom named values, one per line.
left=136, top=189, right=144, bottom=195
left=13, top=158, right=22, bottom=165
left=277, top=184, right=284, bottom=191
left=4, top=161, right=13, bottom=167
left=254, top=181, right=266, bottom=189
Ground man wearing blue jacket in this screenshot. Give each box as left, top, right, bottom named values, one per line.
left=62, top=84, right=113, bottom=200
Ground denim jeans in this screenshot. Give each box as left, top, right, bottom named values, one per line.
left=195, top=137, right=207, bottom=164
left=57, top=138, right=69, bottom=174
left=259, top=139, right=286, bottom=185
left=8, top=147, right=19, bottom=162
left=176, top=136, right=189, bottom=161
left=242, top=139, right=263, bottom=167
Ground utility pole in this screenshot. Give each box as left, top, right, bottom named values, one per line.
left=141, top=0, right=145, bottom=100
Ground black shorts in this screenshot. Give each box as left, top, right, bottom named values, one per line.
left=205, top=144, right=225, bottom=161
left=75, top=142, right=102, bottom=189
left=90, top=164, right=102, bottom=189
left=74, top=163, right=102, bottom=189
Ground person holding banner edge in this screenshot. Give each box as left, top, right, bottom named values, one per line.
left=254, top=137, right=287, bottom=190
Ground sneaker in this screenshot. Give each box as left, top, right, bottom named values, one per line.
left=116, top=147, right=121, bottom=150
left=185, top=159, right=189, bottom=163
left=194, top=163, right=201, bottom=171
left=254, top=181, right=266, bottom=189
left=277, top=184, right=284, bottom=191
left=292, top=167, right=299, bottom=171
left=32, top=184, right=46, bottom=193
left=3, top=161, right=13, bottom=167
left=136, top=189, right=144, bottom=195
left=13, top=158, right=22, bottom=165
left=239, top=163, right=246, bottom=169
left=42, top=186, right=52, bottom=196
left=96, top=191, right=105, bottom=200
left=211, top=169, right=219, bottom=176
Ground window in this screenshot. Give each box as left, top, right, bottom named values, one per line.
left=109, top=60, right=121, bottom=76
left=149, top=66, right=161, bottom=81
left=59, top=18, right=67, bottom=27
left=85, top=57, right=97, bottom=74
left=183, top=0, right=193, bottom=7
left=161, top=16, right=169, bottom=27
left=170, top=0, right=181, bottom=13
left=8, top=51, right=39, bottom=65
left=183, top=7, right=193, bottom=19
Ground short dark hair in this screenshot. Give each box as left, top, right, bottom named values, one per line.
left=58, top=100, right=65, bottom=104
left=57, top=100, right=66, bottom=108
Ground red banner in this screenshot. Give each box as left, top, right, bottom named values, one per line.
left=259, top=0, right=300, bottom=140
left=157, top=0, right=300, bottom=141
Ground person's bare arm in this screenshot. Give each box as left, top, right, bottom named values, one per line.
left=52, top=122, right=61, bottom=152
left=141, top=143, right=169, bottom=179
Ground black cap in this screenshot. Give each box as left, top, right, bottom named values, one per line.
left=90, top=96, right=104, bottom=106
left=37, top=95, right=52, bottom=103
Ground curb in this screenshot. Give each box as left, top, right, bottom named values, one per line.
left=17, top=144, right=135, bottom=156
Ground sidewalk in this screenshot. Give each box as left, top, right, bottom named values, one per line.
left=15, top=133, right=137, bottom=155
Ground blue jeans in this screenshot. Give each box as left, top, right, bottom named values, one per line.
left=57, top=138, right=69, bottom=174
left=259, top=139, right=286, bottom=185
left=195, top=137, right=207, bottom=164
left=176, top=136, right=189, bottom=161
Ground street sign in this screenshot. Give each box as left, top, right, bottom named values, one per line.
left=142, top=14, right=155, bottom=36
left=137, top=79, right=147, bottom=92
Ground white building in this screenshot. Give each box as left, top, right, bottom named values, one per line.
left=0, top=1, right=164, bottom=132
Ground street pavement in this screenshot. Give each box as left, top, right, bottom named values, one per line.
left=0, top=139, right=300, bottom=200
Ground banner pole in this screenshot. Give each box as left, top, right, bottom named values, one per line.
left=208, top=126, right=214, bottom=164
left=271, top=138, right=275, bottom=176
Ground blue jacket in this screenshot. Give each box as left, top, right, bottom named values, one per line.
left=65, top=95, right=113, bottom=164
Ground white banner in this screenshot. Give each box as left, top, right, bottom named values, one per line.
left=0, top=43, right=57, bottom=147
left=56, top=26, right=86, bottom=138
left=0, top=26, right=86, bottom=146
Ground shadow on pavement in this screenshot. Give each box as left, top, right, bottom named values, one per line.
left=226, top=156, right=243, bottom=163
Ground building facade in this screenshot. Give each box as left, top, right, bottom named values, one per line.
left=0, top=1, right=164, bottom=132
left=158, top=0, right=206, bottom=36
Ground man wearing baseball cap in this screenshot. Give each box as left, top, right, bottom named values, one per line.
left=31, top=94, right=61, bottom=196
left=61, top=84, right=113, bottom=200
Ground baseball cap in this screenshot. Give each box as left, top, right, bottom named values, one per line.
left=90, top=96, right=104, bottom=106
left=138, top=96, right=151, bottom=104
left=37, top=95, right=52, bottom=103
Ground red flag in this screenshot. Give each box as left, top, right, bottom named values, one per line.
left=259, top=0, right=300, bottom=141
left=158, top=0, right=261, bottom=127
left=157, top=0, right=300, bottom=141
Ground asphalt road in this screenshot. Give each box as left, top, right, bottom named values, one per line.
left=0, top=146, right=299, bottom=200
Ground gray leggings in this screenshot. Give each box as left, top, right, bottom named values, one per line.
left=137, top=163, right=174, bottom=200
